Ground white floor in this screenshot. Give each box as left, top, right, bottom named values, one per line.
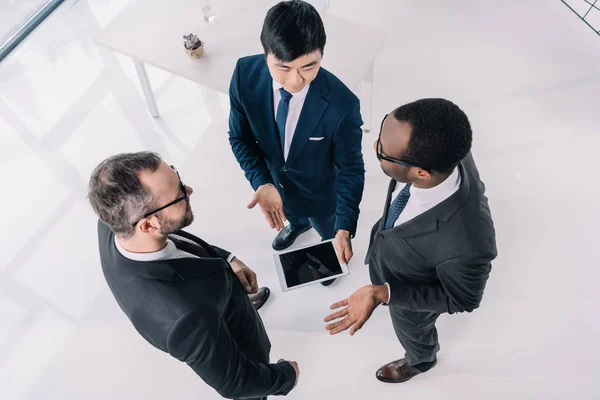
left=1, top=0, right=600, bottom=399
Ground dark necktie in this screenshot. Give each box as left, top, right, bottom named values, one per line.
left=276, top=88, right=293, bottom=153
left=169, top=236, right=211, bottom=258
left=384, top=183, right=412, bottom=230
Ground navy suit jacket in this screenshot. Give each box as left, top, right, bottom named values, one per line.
left=228, top=54, right=365, bottom=235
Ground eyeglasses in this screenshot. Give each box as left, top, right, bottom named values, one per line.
left=375, top=114, right=422, bottom=169
left=131, top=166, right=188, bottom=227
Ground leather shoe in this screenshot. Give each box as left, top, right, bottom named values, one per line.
left=272, top=224, right=312, bottom=251
left=248, top=287, right=270, bottom=310
left=375, top=358, right=436, bottom=383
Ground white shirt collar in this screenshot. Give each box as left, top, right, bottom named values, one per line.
left=408, top=167, right=461, bottom=206
left=272, top=80, right=310, bottom=102
left=114, top=237, right=179, bottom=262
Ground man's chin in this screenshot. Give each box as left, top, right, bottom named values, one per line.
left=381, top=166, right=393, bottom=179
left=159, top=212, right=194, bottom=235
left=182, top=212, right=194, bottom=229
left=382, top=169, right=406, bottom=184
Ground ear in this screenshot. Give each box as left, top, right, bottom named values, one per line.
left=138, top=217, right=159, bottom=234
left=415, top=168, right=432, bottom=181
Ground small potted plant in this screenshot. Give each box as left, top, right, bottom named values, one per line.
left=183, top=33, right=204, bottom=59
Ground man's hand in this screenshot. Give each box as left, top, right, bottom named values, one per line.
left=278, top=359, right=299, bottom=388
left=324, top=285, right=389, bottom=336
left=333, top=229, right=353, bottom=264
left=230, top=258, right=258, bottom=294
left=247, top=184, right=286, bottom=231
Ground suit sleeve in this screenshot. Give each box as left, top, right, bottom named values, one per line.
left=332, top=101, right=365, bottom=236
left=167, top=308, right=296, bottom=399
left=228, top=59, right=274, bottom=191
left=388, top=253, right=495, bottom=314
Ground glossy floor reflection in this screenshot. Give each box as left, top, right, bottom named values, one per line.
left=1, top=0, right=600, bottom=399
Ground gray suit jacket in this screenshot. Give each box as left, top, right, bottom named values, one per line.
left=366, top=153, right=498, bottom=314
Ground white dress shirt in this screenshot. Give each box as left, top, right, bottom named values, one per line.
left=390, top=167, right=461, bottom=228
left=383, top=167, right=462, bottom=303
left=273, top=80, right=310, bottom=160
left=115, top=236, right=235, bottom=263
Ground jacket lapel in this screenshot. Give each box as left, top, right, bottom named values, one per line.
left=285, top=70, right=330, bottom=166
left=168, top=257, right=229, bottom=280
left=168, top=230, right=230, bottom=280
left=386, top=162, right=471, bottom=238
left=387, top=210, right=438, bottom=238
left=380, top=179, right=396, bottom=231
left=172, top=230, right=220, bottom=258
left=254, top=62, right=284, bottom=165
left=365, top=179, right=396, bottom=263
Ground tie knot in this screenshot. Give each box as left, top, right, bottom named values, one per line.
left=279, top=88, right=293, bottom=102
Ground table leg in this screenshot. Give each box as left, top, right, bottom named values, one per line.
left=133, top=60, right=160, bottom=118
left=361, top=61, right=374, bottom=133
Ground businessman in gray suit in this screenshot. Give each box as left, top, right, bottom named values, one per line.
left=324, top=98, right=497, bottom=383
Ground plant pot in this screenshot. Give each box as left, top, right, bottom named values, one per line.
left=185, top=45, right=204, bottom=59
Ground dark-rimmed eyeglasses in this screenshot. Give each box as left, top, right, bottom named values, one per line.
left=375, top=114, right=422, bottom=169
left=131, top=165, right=188, bottom=227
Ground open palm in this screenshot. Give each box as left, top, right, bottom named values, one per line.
left=324, top=285, right=379, bottom=336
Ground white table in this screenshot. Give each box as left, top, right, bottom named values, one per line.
left=95, top=0, right=386, bottom=131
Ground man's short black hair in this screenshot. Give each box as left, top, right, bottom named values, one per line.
left=394, top=98, right=473, bottom=174
left=260, top=0, right=326, bottom=62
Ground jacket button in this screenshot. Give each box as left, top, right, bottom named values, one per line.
left=282, top=168, right=287, bottom=172
left=379, top=233, right=384, bottom=238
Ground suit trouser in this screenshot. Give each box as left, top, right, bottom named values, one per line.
left=389, top=307, right=440, bottom=372
left=286, top=209, right=336, bottom=240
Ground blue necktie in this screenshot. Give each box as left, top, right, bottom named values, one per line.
left=384, top=183, right=411, bottom=229
left=276, top=88, right=293, bottom=152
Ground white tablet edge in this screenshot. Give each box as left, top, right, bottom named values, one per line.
left=273, top=239, right=349, bottom=292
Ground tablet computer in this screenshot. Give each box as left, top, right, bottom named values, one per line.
left=273, top=239, right=349, bottom=292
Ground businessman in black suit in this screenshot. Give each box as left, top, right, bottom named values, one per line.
left=88, top=152, right=298, bottom=400
left=324, top=99, right=498, bottom=383
left=228, top=0, right=365, bottom=284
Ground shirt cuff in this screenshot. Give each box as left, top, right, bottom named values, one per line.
left=226, top=254, right=236, bottom=263
left=384, top=282, right=391, bottom=304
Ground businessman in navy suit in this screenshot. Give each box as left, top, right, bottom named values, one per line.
left=228, top=1, right=365, bottom=285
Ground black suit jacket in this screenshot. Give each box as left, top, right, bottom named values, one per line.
left=366, top=153, right=498, bottom=314
left=228, top=54, right=365, bottom=235
left=97, top=221, right=296, bottom=399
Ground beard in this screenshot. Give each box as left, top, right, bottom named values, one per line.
left=158, top=203, right=194, bottom=235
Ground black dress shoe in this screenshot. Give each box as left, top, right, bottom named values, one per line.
left=375, top=358, right=436, bottom=383
left=320, top=278, right=336, bottom=286
left=272, top=224, right=312, bottom=251
left=248, top=287, right=270, bottom=310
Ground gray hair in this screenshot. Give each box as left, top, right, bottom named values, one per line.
left=88, top=152, right=162, bottom=238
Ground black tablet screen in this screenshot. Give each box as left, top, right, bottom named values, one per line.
left=278, top=242, right=343, bottom=288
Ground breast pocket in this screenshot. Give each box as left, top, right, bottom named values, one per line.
left=389, top=238, right=432, bottom=279
left=301, top=137, right=331, bottom=175
left=400, top=238, right=428, bottom=263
